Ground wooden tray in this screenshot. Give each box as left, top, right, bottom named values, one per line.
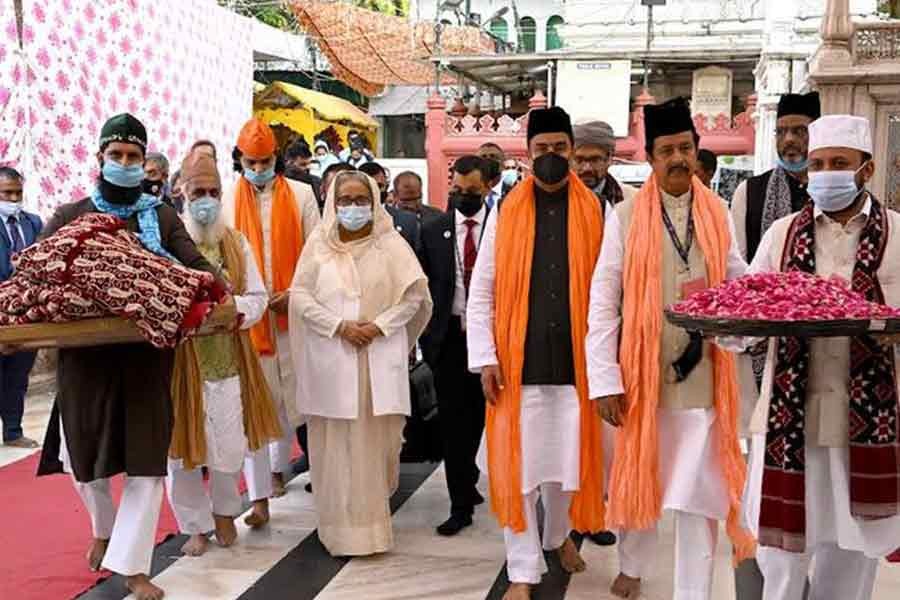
left=664, top=309, right=900, bottom=338
left=0, top=303, right=237, bottom=350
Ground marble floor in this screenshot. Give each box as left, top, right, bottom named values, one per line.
left=4, top=392, right=900, bottom=599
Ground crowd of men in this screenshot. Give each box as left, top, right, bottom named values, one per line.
left=1, top=88, right=899, bottom=600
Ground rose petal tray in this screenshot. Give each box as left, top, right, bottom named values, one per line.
left=664, top=309, right=900, bottom=338
left=0, top=303, right=237, bottom=350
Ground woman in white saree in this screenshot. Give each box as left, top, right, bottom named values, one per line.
left=289, top=170, right=432, bottom=556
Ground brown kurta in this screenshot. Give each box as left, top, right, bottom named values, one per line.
left=37, top=197, right=220, bottom=483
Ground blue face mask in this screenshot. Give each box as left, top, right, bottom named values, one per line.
left=776, top=155, right=809, bottom=173
left=336, top=205, right=373, bottom=232
left=0, top=201, right=22, bottom=219
left=189, top=196, right=221, bottom=226
left=244, top=166, right=276, bottom=187
left=501, top=169, right=519, bottom=187
left=807, top=165, right=867, bottom=213
left=102, top=160, right=145, bottom=188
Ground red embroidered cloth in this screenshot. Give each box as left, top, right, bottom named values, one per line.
left=0, top=213, right=223, bottom=349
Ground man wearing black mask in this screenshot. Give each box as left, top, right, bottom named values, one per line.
left=468, top=106, right=606, bottom=598
left=143, top=152, right=181, bottom=213
left=418, top=155, right=490, bottom=536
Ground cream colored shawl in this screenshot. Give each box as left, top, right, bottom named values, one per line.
left=290, top=172, right=431, bottom=349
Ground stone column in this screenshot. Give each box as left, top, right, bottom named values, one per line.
left=753, top=57, right=790, bottom=174
left=633, top=89, right=655, bottom=162
left=425, top=94, right=449, bottom=210
left=809, top=0, right=854, bottom=114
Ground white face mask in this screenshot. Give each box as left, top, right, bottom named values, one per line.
left=337, top=204, right=373, bottom=232
left=807, top=162, right=868, bottom=213
left=0, top=201, right=22, bottom=219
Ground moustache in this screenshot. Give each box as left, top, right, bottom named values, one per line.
left=782, top=144, right=802, bottom=154
left=668, top=164, right=690, bottom=176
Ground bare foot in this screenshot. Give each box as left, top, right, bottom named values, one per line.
left=86, top=538, right=109, bottom=572
left=125, top=574, right=165, bottom=600
left=503, top=583, right=531, bottom=600
left=557, top=536, right=586, bottom=574
left=214, top=514, right=238, bottom=547
left=271, top=472, right=287, bottom=498
left=180, top=534, right=208, bottom=557
left=611, top=572, right=642, bottom=598
left=244, top=499, right=270, bottom=528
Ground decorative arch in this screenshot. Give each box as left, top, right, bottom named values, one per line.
left=518, top=16, right=536, bottom=53
left=489, top=16, right=509, bottom=42
left=546, top=15, right=564, bottom=51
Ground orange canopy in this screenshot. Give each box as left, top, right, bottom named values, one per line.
left=288, top=0, right=495, bottom=96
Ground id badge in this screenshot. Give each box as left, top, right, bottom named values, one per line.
left=680, top=277, right=707, bottom=300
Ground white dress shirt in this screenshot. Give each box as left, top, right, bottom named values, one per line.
left=452, top=205, right=486, bottom=317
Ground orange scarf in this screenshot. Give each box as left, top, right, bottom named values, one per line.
left=609, top=174, right=756, bottom=562
left=489, top=174, right=606, bottom=533
left=233, top=174, right=303, bottom=355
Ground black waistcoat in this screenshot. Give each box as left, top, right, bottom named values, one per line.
left=521, top=184, right=575, bottom=385
left=745, top=169, right=809, bottom=261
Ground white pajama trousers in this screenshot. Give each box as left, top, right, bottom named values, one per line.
left=618, top=511, right=718, bottom=600
left=61, top=420, right=163, bottom=576
left=504, top=483, right=573, bottom=584
left=757, top=544, right=877, bottom=600
left=166, top=461, right=242, bottom=535
left=256, top=335, right=294, bottom=479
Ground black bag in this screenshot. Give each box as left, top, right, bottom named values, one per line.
left=409, top=360, right=438, bottom=422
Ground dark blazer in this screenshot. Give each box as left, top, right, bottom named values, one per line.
left=0, top=211, right=42, bottom=281
left=385, top=204, right=421, bottom=250
left=417, top=207, right=488, bottom=367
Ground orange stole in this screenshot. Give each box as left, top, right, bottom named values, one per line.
left=489, top=174, right=606, bottom=533
left=609, top=174, right=756, bottom=562
left=233, top=174, right=304, bottom=355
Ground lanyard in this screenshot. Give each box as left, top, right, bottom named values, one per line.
left=660, top=201, right=693, bottom=267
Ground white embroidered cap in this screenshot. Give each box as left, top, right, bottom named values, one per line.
left=808, top=114, right=872, bottom=154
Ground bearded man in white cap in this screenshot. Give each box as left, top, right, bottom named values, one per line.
left=744, top=114, right=900, bottom=599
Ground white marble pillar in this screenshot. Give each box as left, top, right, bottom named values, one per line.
left=753, top=58, right=791, bottom=175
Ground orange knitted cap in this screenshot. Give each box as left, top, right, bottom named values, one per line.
left=237, top=118, right=277, bottom=159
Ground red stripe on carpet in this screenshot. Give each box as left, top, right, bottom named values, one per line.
left=0, top=452, right=178, bottom=600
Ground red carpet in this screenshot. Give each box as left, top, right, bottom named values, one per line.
left=0, top=452, right=178, bottom=600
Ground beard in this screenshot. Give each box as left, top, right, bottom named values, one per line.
left=183, top=207, right=227, bottom=248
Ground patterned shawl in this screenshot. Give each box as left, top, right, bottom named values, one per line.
left=760, top=198, right=900, bottom=552
left=91, top=189, right=175, bottom=261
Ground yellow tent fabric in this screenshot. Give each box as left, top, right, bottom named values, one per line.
left=256, top=81, right=377, bottom=130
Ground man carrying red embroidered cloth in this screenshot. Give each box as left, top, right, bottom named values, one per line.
left=743, top=114, right=900, bottom=600
left=587, top=97, right=755, bottom=600
left=222, top=118, right=320, bottom=523
left=34, top=113, right=226, bottom=600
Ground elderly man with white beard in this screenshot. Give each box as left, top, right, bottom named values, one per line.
left=165, top=151, right=282, bottom=556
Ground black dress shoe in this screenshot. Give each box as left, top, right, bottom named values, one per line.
left=473, top=491, right=485, bottom=506
left=304, top=482, right=313, bottom=493
left=588, top=530, right=617, bottom=546
left=436, top=514, right=473, bottom=536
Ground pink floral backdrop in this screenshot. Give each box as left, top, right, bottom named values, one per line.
left=0, top=0, right=253, bottom=216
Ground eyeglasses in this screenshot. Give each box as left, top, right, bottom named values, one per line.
left=572, top=155, right=610, bottom=167
left=335, top=196, right=371, bottom=207
left=775, top=126, right=809, bottom=139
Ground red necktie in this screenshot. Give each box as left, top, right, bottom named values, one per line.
left=463, top=218, right=477, bottom=295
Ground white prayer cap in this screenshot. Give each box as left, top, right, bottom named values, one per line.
left=808, top=115, right=872, bottom=154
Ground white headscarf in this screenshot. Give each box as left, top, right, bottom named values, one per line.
left=291, top=171, right=432, bottom=348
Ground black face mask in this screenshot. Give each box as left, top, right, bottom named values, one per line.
left=284, top=165, right=311, bottom=182
left=533, top=153, right=569, bottom=186
left=450, top=192, right=483, bottom=217
left=141, top=179, right=164, bottom=197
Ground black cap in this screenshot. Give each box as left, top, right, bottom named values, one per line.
left=776, top=92, right=821, bottom=120
left=99, top=113, right=148, bottom=153
left=644, top=97, right=696, bottom=151
left=527, top=106, right=574, bottom=144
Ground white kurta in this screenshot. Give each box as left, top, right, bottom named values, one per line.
left=465, top=204, right=582, bottom=495
left=222, top=176, right=321, bottom=427
left=742, top=198, right=900, bottom=557
left=585, top=194, right=746, bottom=519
